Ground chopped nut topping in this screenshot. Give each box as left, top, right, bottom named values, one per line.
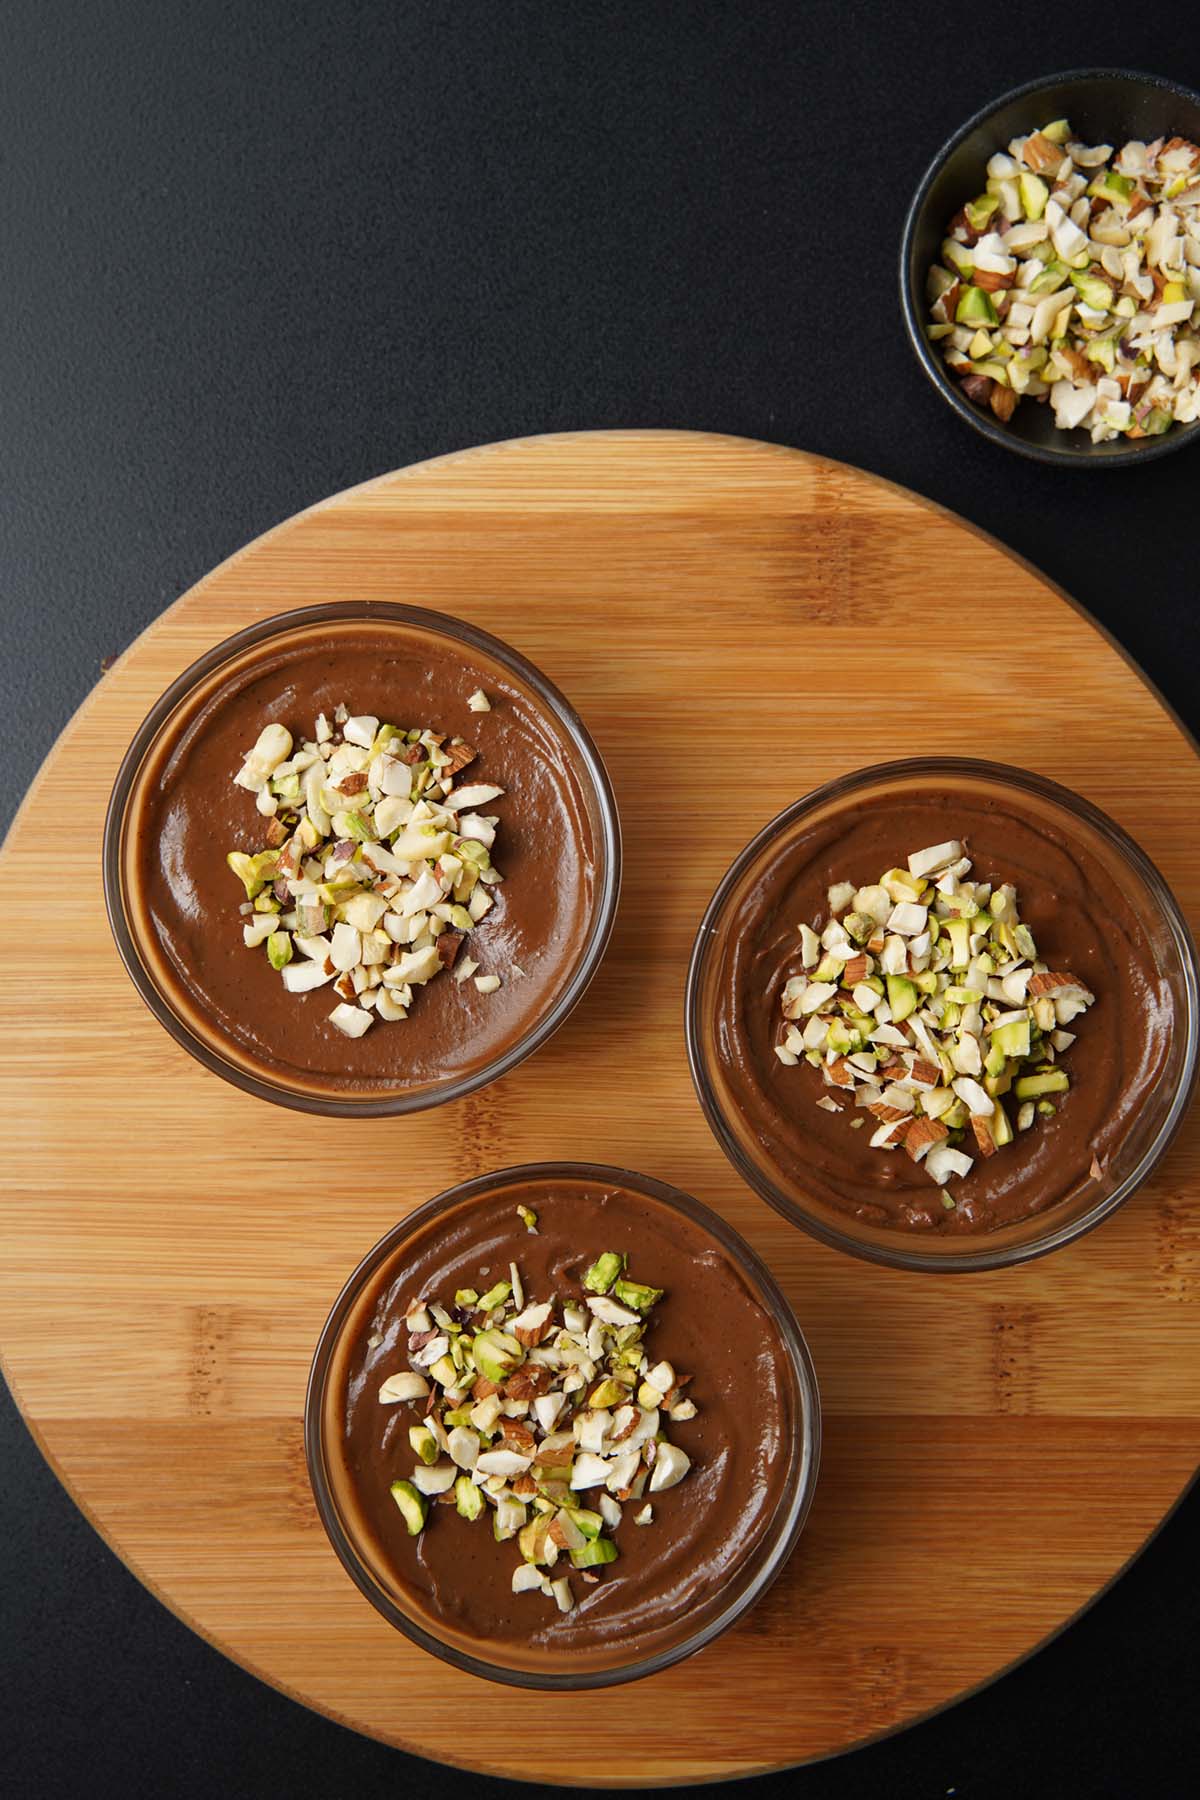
left=373, top=1242, right=697, bottom=1614
left=225, top=705, right=509, bottom=1037
left=774, top=839, right=1095, bottom=1188
left=927, top=120, right=1200, bottom=442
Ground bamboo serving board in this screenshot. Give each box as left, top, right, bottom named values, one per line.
left=2, top=431, right=1199, bottom=1785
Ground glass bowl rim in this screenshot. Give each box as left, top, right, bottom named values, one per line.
left=685, top=755, right=1199, bottom=1273
left=102, top=599, right=622, bottom=1117
left=899, top=65, right=1200, bottom=469
left=303, top=1159, right=822, bottom=1690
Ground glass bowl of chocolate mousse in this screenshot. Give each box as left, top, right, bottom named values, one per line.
left=104, top=603, right=620, bottom=1114
left=687, top=759, right=1197, bottom=1273
left=305, top=1163, right=820, bottom=1688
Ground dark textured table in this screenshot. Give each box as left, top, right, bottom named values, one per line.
left=2, top=4, right=1197, bottom=1795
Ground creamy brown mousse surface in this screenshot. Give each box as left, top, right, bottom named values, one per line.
left=339, top=1178, right=796, bottom=1664
left=133, top=628, right=596, bottom=1094
left=716, top=791, right=1173, bottom=1234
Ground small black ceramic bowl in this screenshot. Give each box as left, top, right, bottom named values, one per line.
left=900, top=69, right=1200, bottom=467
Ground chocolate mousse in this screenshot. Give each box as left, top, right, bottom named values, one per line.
left=713, top=788, right=1174, bottom=1235
left=121, top=615, right=601, bottom=1100
left=332, top=1174, right=805, bottom=1673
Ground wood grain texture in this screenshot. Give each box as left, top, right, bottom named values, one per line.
left=1, top=431, right=1198, bottom=1784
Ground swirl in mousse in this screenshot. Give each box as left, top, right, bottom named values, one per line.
left=109, top=607, right=617, bottom=1110
left=307, top=1168, right=819, bottom=1685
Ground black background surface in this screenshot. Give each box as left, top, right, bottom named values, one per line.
left=2, top=3, right=1197, bottom=1796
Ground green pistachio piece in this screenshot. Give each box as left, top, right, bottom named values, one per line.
left=389, top=1479, right=428, bottom=1536
left=1087, top=168, right=1134, bottom=203
left=991, top=1019, right=1031, bottom=1058
left=471, top=1328, right=524, bottom=1383
left=582, top=1252, right=625, bottom=1295
left=825, top=1018, right=862, bottom=1054
left=266, top=930, right=293, bottom=971
left=516, top=1205, right=538, bottom=1233
left=965, top=192, right=1000, bottom=233
left=454, top=1475, right=483, bottom=1521
left=518, top=1514, right=554, bottom=1566
left=588, top=1377, right=627, bottom=1409
left=955, top=286, right=999, bottom=327
left=408, top=1424, right=439, bottom=1466
left=428, top=1354, right=460, bottom=1388
left=611, top=1278, right=663, bottom=1313
left=226, top=849, right=278, bottom=899
left=476, top=1281, right=512, bottom=1312
left=886, top=975, right=918, bottom=1023
left=1014, top=1070, right=1070, bottom=1101
left=1019, top=171, right=1049, bottom=219
left=842, top=910, right=876, bottom=946
left=1012, top=924, right=1038, bottom=961
left=570, top=1536, right=619, bottom=1569
left=991, top=1102, right=1014, bottom=1148
left=944, top=917, right=972, bottom=969
left=454, top=1287, right=479, bottom=1308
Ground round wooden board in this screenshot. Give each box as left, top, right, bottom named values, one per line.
left=2, top=431, right=1199, bottom=1785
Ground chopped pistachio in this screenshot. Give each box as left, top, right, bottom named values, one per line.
left=408, top=1423, right=440, bottom=1466
left=582, top=1251, right=624, bottom=1295
left=389, top=1479, right=428, bottom=1535
left=266, top=930, right=293, bottom=971
left=611, top=1277, right=663, bottom=1313
left=570, top=1536, right=619, bottom=1569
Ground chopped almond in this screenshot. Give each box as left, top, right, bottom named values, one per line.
left=435, top=930, right=465, bottom=971
left=990, top=384, right=1017, bottom=423
left=1021, top=132, right=1065, bottom=175
left=499, top=1417, right=537, bottom=1455
left=1028, top=971, right=1080, bottom=996
left=904, top=1116, right=949, bottom=1162
left=960, top=373, right=995, bottom=408
left=440, top=740, right=478, bottom=776
left=869, top=1102, right=911, bottom=1124
left=504, top=1365, right=554, bottom=1401
left=970, top=1115, right=998, bottom=1158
